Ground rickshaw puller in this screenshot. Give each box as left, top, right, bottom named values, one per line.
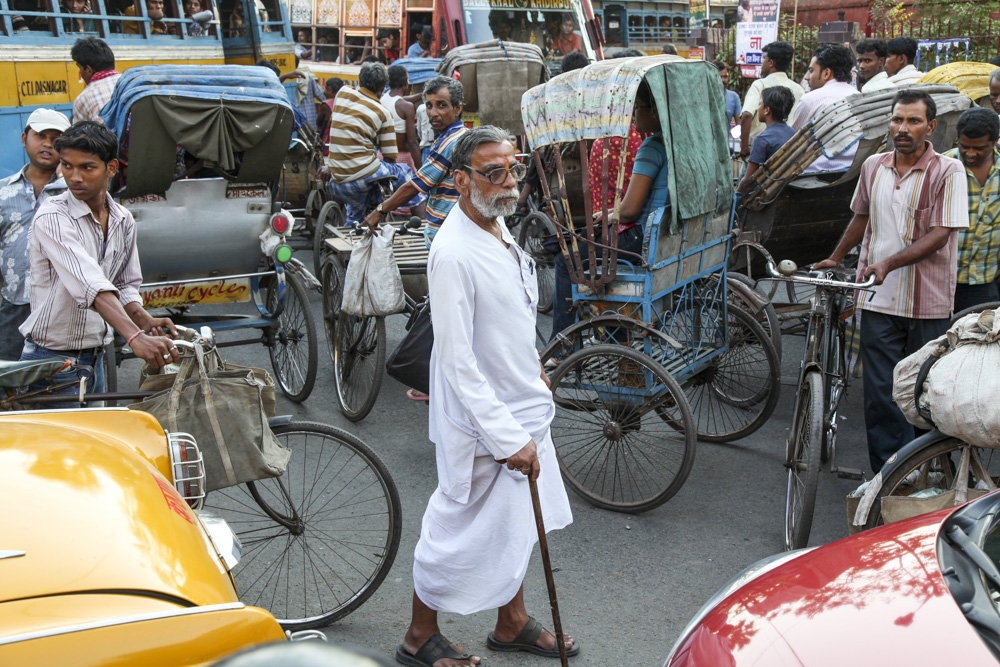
left=19, top=122, right=180, bottom=404
left=399, top=127, right=576, bottom=667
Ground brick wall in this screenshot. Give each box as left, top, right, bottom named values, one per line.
left=791, top=0, right=872, bottom=31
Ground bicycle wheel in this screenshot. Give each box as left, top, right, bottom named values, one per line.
left=333, top=311, right=385, bottom=421
left=862, top=435, right=1000, bottom=531
left=321, top=258, right=346, bottom=362
left=784, top=370, right=823, bottom=550
left=951, top=301, right=1000, bottom=325
left=547, top=344, right=696, bottom=513
left=203, top=421, right=402, bottom=630
left=267, top=271, right=318, bottom=403
left=727, top=271, right=781, bottom=362
left=684, top=305, right=781, bottom=443
left=821, top=319, right=845, bottom=465
left=516, top=211, right=556, bottom=314
left=314, top=200, right=346, bottom=278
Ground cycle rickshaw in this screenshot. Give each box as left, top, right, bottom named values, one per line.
left=102, top=65, right=319, bottom=402
left=522, top=55, right=781, bottom=513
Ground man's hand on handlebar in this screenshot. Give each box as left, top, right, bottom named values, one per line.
left=362, top=209, right=382, bottom=233
left=863, top=260, right=890, bottom=286
left=811, top=258, right=839, bottom=271
left=131, top=333, right=180, bottom=370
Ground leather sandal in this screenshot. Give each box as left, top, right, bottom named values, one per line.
left=486, top=616, right=580, bottom=658
left=396, top=633, right=477, bottom=666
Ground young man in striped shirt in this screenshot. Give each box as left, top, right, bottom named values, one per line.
left=363, top=76, right=468, bottom=246
left=814, top=90, right=968, bottom=472
left=326, top=62, right=424, bottom=224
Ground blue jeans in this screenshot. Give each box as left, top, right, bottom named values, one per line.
left=20, top=339, right=105, bottom=408
left=551, top=224, right=645, bottom=342
left=327, top=161, right=425, bottom=225
left=0, top=300, right=31, bottom=361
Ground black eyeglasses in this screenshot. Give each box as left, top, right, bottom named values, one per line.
left=470, top=163, right=528, bottom=185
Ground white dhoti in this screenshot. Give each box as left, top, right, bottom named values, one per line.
left=413, top=430, right=571, bottom=615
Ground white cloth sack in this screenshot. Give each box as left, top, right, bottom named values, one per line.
left=921, top=308, right=1000, bottom=449
left=892, top=331, right=948, bottom=430
left=342, top=224, right=405, bottom=317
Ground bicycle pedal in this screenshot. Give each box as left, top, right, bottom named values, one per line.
left=835, top=467, right=863, bottom=481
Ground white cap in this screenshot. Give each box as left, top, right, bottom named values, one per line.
left=26, top=108, right=71, bottom=134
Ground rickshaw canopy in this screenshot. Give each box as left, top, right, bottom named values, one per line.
left=392, top=57, right=442, bottom=85
left=521, top=55, right=733, bottom=231
left=919, top=61, right=998, bottom=104
left=101, top=65, right=295, bottom=199
left=436, top=39, right=546, bottom=77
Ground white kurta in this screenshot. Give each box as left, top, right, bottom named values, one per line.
left=413, top=204, right=572, bottom=615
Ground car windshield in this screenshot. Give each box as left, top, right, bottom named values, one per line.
left=459, top=0, right=596, bottom=62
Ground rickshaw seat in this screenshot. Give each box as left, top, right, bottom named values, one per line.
left=0, top=358, right=71, bottom=389
left=369, top=174, right=398, bottom=189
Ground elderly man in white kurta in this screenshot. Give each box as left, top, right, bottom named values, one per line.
left=396, top=126, right=576, bottom=667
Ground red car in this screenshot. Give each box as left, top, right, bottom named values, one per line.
left=665, top=491, right=1000, bottom=665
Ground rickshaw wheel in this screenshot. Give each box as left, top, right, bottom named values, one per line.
left=683, top=306, right=780, bottom=443
left=304, top=187, right=327, bottom=234
left=203, top=421, right=402, bottom=629
left=516, top=211, right=557, bottom=314
left=314, top=200, right=346, bottom=278
left=727, top=272, right=781, bottom=362
left=333, top=312, right=385, bottom=422
left=266, top=271, right=318, bottom=402
left=547, top=344, right=696, bottom=513
left=321, top=257, right=346, bottom=363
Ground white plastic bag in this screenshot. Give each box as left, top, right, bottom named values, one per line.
left=922, top=308, right=1000, bottom=449
left=342, top=225, right=405, bottom=317
left=892, top=332, right=948, bottom=430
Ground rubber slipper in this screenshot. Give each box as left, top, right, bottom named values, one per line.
left=396, top=633, right=476, bottom=666
left=406, top=388, right=429, bottom=401
left=486, top=617, right=580, bottom=658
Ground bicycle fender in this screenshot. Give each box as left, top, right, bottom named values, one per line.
left=727, top=276, right=769, bottom=314
left=267, top=415, right=294, bottom=429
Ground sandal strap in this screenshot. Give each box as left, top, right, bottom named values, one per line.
left=511, top=617, right=543, bottom=647
left=414, top=633, right=473, bottom=663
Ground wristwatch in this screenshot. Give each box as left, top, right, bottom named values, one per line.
left=376, top=203, right=384, bottom=215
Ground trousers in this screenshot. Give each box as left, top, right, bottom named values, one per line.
left=860, top=310, right=949, bottom=473
left=20, top=339, right=105, bottom=408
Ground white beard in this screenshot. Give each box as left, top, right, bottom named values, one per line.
left=469, top=184, right=518, bottom=220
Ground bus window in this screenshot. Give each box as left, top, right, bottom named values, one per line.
left=60, top=0, right=97, bottom=34
left=9, top=0, right=57, bottom=33
left=315, top=28, right=339, bottom=62
left=221, top=0, right=245, bottom=37
left=460, top=1, right=595, bottom=62
left=123, top=0, right=175, bottom=35
left=254, top=0, right=279, bottom=32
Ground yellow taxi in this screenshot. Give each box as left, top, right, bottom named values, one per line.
left=0, top=409, right=290, bottom=666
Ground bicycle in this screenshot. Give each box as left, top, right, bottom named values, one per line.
left=856, top=300, right=1000, bottom=532
left=765, top=261, right=876, bottom=550
left=0, top=327, right=402, bottom=631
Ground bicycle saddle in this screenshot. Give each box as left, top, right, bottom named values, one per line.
left=369, top=175, right=398, bottom=188
left=0, top=358, right=71, bottom=389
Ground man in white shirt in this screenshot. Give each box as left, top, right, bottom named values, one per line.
left=397, top=126, right=576, bottom=667
left=886, top=36, right=923, bottom=86
left=791, top=44, right=860, bottom=173
left=738, top=41, right=805, bottom=158
left=856, top=38, right=896, bottom=93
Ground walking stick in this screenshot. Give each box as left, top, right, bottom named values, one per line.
left=528, top=475, right=570, bottom=667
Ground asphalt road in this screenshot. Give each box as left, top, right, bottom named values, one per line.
left=118, top=259, right=873, bottom=666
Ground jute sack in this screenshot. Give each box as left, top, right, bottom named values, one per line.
left=922, top=308, right=1000, bottom=449
left=130, top=343, right=290, bottom=491
left=892, top=332, right=948, bottom=430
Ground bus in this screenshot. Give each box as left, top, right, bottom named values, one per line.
left=289, top=0, right=603, bottom=84
left=591, top=0, right=736, bottom=54
left=0, top=0, right=294, bottom=173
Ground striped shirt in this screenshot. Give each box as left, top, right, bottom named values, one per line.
left=20, top=191, right=143, bottom=350
left=414, top=120, right=467, bottom=240
left=944, top=147, right=1000, bottom=285
left=851, top=143, right=968, bottom=319
left=72, top=71, right=121, bottom=123
left=327, top=86, right=398, bottom=183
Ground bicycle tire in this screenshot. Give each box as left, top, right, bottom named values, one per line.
left=684, top=305, right=781, bottom=443
left=784, top=370, right=823, bottom=550
left=333, top=311, right=385, bottom=422
left=314, top=200, right=345, bottom=278
left=516, top=211, right=557, bottom=314
left=204, top=421, right=402, bottom=630
left=861, top=434, right=1000, bottom=531
left=951, top=300, right=1000, bottom=325
left=321, top=258, right=346, bottom=363
left=267, top=271, right=318, bottom=403
left=547, top=344, right=696, bottom=514
left=821, top=316, right=845, bottom=465
left=727, top=271, right=782, bottom=362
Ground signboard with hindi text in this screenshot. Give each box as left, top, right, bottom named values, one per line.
left=736, top=0, right=780, bottom=78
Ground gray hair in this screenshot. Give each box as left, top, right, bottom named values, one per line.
left=423, top=75, right=464, bottom=107
left=990, top=68, right=1000, bottom=86
left=451, top=125, right=510, bottom=173
left=359, top=61, right=388, bottom=94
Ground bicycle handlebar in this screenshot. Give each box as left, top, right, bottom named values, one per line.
left=765, top=261, right=877, bottom=291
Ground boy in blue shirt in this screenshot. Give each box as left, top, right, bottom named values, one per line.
left=739, top=86, right=796, bottom=191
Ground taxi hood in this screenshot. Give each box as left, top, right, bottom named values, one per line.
left=0, top=412, right=235, bottom=608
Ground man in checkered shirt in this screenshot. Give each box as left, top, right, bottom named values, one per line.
left=71, top=37, right=121, bottom=124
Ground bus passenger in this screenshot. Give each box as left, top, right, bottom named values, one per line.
left=227, top=0, right=245, bottom=37
left=63, top=0, right=95, bottom=33
left=738, top=86, right=795, bottom=191
left=184, top=0, right=213, bottom=36
left=71, top=37, right=121, bottom=124
left=0, top=109, right=70, bottom=360
left=123, top=0, right=171, bottom=34
left=407, top=25, right=432, bottom=58
left=377, top=28, right=400, bottom=64
left=551, top=13, right=582, bottom=57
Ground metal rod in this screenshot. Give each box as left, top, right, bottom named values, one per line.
left=528, top=475, right=568, bottom=667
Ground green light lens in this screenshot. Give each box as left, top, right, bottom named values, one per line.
left=275, top=245, right=293, bottom=264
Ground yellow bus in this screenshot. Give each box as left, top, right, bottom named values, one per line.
left=0, top=0, right=294, bottom=173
